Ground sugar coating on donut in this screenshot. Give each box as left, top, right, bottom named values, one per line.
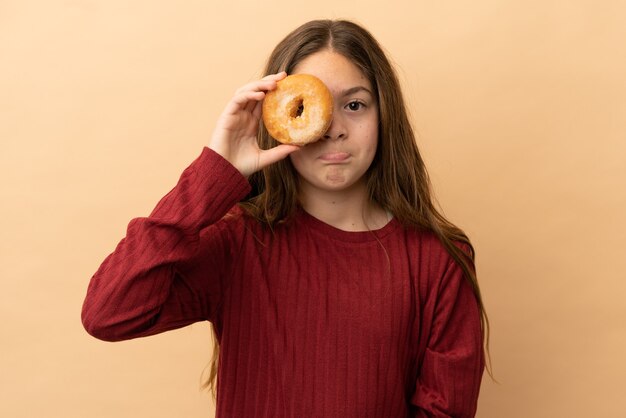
left=262, top=74, right=333, bottom=145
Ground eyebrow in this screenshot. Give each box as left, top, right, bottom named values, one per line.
left=340, top=86, right=373, bottom=97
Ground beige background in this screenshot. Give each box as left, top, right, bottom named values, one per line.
left=2, top=1, right=625, bottom=417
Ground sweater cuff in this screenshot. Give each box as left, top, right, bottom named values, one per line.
left=196, top=147, right=251, bottom=197
left=189, top=146, right=252, bottom=217
left=149, top=147, right=252, bottom=230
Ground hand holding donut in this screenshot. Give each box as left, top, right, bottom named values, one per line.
left=208, top=72, right=300, bottom=177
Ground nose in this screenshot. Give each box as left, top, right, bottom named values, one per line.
left=322, top=113, right=346, bottom=141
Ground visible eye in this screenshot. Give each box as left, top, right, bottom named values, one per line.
left=346, top=101, right=365, bottom=111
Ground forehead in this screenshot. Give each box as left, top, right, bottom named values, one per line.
left=292, top=50, right=372, bottom=94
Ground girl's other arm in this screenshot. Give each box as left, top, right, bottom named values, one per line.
left=409, top=256, right=485, bottom=418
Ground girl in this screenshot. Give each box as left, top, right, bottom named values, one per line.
left=82, top=19, right=487, bottom=418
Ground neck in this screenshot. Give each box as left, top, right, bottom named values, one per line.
left=298, top=179, right=390, bottom=231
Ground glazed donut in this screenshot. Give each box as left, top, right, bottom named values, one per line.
left=262, top=74, right=333, bottom=145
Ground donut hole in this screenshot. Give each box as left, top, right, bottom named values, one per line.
left=289, top=97, right=305, bottom=119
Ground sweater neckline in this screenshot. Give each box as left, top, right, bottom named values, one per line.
left=295, top=206, right=401, bottom=243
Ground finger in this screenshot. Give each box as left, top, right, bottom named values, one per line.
left=257, top=144, right=300, bottom=169
left=245, top=73, right=286, bottom=117
left=224, top=90, right=265, bottom=115
left=235, top=78, right=279, bottom=96
left=244, top=91, right=264, bottom=114
left=251, top=99, right=263, bottom=121
left=243, top=74, right=286, bottom=114
left=261, top=71, right=287, bottom=82
left=237, top=71, right=286, bottom=94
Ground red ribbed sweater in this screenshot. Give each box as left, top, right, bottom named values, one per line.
left=82, top=147, right=484, bottom=417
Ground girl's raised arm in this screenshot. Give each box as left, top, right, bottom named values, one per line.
left=81, top=146, right=249, bottom=341
left=81, top=74, right=295, bottom=341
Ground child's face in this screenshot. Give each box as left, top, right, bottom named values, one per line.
left=289, top=50, right=379, bottom=195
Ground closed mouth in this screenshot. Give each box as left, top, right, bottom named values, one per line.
left=318, top=152, right=351, bottom=162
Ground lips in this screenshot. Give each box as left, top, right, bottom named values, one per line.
left=318, top=152, right=350, bottom=162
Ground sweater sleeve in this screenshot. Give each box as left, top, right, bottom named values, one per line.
left=81, top=147, right=251, bottom=342
left=409, top=255, right=485, bottom=417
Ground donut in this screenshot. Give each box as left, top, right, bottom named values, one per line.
left=262, top=74, right=333, bottom=145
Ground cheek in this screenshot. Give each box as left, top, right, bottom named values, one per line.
left=288, top=149, right=312, bottom=173
left=359, top=110, right=378, bottom=138
left=362, top=123, right=379, bottom=155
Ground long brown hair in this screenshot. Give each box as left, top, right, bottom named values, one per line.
left=203, top=19, right=491, bottom=398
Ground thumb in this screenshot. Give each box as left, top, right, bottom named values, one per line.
left=257, top=144, right=301, bottom=170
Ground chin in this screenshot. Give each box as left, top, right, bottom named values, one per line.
left=318, top=174, right=364, bottom=192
